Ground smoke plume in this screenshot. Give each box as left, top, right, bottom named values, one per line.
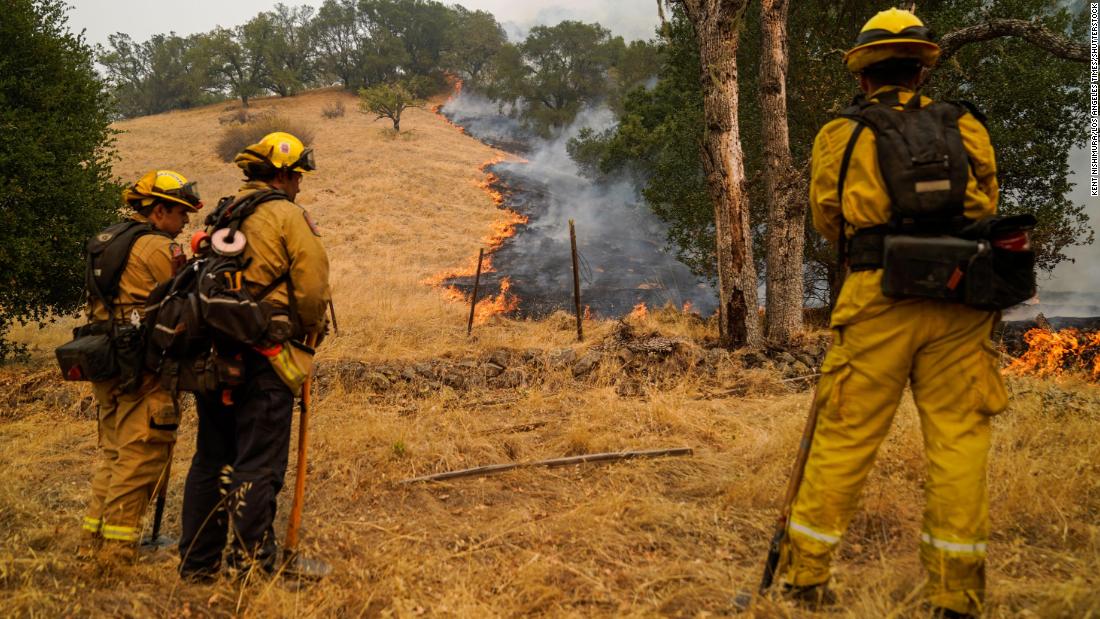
left=442, top=90, right=717, bottom=318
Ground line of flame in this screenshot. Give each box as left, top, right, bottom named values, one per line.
left=1006, top=327, right=1100, bottom=380
left=426, top=80, right=527, bottom=324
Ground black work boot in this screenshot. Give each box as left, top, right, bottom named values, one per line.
left=781, top=582, right=837, bottom=609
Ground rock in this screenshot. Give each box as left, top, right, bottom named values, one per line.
left=784, top=361, right=812, bottom=378
left=572, top=352, right=602, bottom=378
left=550, top=348, right=577, bottom=366
left=614, top=348, right=634, bottom=365
left=376, top=364, right=399, bottom=380
left=489, top=368, right=527, bottom=389
left=488, top=349, right=511, bottom=368
left=740, top=350, right=767, bottom=369
left=481, top=362, right=505, bottom=378
left=521, top=348, right=543, bottom=362
left=367, top=372, right=391, bottom=391
left=774, top=351, right=797, bottom=365
left=793, top=352, right=816, bottom=368
left=400, top=367, right=418, bottom=382
left=442, top=372, right=466, bottom=389
left=414, top=363, right=437, bottom=379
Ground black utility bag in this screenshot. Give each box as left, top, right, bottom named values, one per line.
left=56, top=221, right=166, bottom=389
left=144, top=189, right=289, bottom=395
left=837, top=91, right=1036, bottom=311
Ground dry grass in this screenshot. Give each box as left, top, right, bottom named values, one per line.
left=1, top=89, right=1098, bottom=618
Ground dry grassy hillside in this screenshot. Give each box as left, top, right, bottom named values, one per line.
left=10, top=87, right=566, bottom=360
left=0, top=90, right=1098, bottom=618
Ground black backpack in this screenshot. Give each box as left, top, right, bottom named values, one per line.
left=144, top=189, right=291, bottom=395
left=836, top=91, right=1036, bottom=310
left=55, top=221, right=168, bottom=389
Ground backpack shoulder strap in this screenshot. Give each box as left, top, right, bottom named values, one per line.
left=207, top=189, right=290, bottom=232
left=834, top=120, right=867, bottom=286
left=952, top=100, right=987, bottom=127
left=86, top=221, right=160, bottom=314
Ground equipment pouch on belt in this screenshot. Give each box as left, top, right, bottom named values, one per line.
left=112, top=323, right=145, bottom=392
left=882, top=235, right=986, bottom=303
left=56, top=324, right=117, bottom=382
left=880, top=214, right=1036, bottom=310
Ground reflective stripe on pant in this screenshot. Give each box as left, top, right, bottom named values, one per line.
left=784, top=299, right=1007, bottom=616
left=85, top=372, right=177, bottom=536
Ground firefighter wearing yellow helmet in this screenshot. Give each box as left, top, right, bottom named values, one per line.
left=79, top=170, right=202, bottom=564
left=780, top=9, right=1005, bottom=618
left=178, top=131, right=331, bottom=580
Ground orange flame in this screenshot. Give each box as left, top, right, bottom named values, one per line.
left=682, top=300, right=695, bottom=314
left=426, top=79, right=528, bottom=323
left=628, top=303, right=648, bottom=320
left=433, top=77, right=467, bottom=134
left=583, top=305, right=593, bottom=320
left=471, top=277, right=520, bottom=324
left=1007, top=328, right=1100, bottom=380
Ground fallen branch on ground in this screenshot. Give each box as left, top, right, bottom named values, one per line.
left=399, top=447, right=694, bottom=484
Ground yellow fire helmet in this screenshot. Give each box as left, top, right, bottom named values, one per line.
left=233, top=131, right=316, bottom=177
left=122, top=169, right=203, bottom=212
left=844, top=8, right=941, bottom=74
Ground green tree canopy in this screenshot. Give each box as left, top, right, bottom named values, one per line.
left=0, top=0, right=122, bottom=357
left=359, top=79, right=425, bottom=131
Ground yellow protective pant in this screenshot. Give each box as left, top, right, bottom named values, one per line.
left=83, top=373, right=178, bottom=543
left=784, top=300, right=1008, bottom=615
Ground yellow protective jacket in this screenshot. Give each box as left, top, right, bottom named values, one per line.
left=231, top=181, right=331, bottom=339
left=88, top=214, right=183, bottom=322
left=810, top=86, right=999, bottom=327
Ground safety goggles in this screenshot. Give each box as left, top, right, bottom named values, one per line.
left=161, top=181, right=203, bottom=209
left=291, top=148, right=316, bottom=172
left=855, top=25, right=934, bottom=46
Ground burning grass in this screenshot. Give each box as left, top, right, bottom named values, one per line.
left=1006, top=328, right=1100, bottom=380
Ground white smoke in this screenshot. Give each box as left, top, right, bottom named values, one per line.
left=443, top=90, right=718, bottom=317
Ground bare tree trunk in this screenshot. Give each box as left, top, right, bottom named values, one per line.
left=760, top=0, right=803, bottom=345
left=679, top=0, right=761, bottom=349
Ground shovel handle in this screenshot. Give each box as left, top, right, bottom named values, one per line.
left=284, top=333, right=317, bottom=553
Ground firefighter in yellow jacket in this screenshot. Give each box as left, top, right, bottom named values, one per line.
left=781, top=10, right=1007, bottom=618
left=82, top=170, right=202, bottom=561
left=178, top=131, right=331, bottom=580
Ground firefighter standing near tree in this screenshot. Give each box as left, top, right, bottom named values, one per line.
left=177, top=131, right=330, bottom=580
left=779, top=9, right=1010, bottom=618
left=78, top=170, right=202, bottom=563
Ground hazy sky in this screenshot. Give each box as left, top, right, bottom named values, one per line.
left=65, top=0, right=664, bottom=48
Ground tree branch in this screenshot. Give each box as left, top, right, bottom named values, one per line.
left=938, top=18, right=1088, bottom=65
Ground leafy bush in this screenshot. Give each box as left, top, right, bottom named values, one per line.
left=215, top=115, right=316, bottom=162
left=321, top=100, right=346, bottom=119
left=0, top=0, right=121, bottom=359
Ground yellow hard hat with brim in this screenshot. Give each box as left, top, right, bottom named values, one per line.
left=234, top=131, right=316, bottom=176
left=844, top=8, right=940, bottom=73
left=123, top=170, right=203, bottom=212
